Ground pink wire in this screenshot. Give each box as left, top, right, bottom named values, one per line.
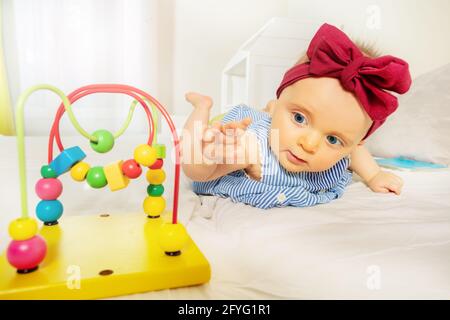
left=49, top=87, right=154, bottom=160
left=48, top=84, right=180, bottom=224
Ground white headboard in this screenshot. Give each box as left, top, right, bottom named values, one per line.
left=220, top=18, right=323, bottom=112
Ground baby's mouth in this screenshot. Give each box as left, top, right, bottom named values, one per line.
left=286, top=150, right=307, bottom=165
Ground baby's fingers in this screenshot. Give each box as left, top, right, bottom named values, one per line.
left=386, top=180, right=403, bottom=195
left=236, top=117, right=252, bottom=130
left=372, top=181, right=403, bottom=195
left=222, top=118, right=252, bottom=134
left=234, top=118, right=252, bottom=137
left=202, top=122, right=222, bottom=142
left=371, top=186, right=391, bottom=194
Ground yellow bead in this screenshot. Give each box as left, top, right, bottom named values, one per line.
left=134, top=144, right=157, bottom=167
left=146, top=169, right=166, bottom=185
left=104, top=160, right=129, bottom=191
left=157, top=222, right=189, bottom=254
left=8, top=218, right=38, bottom=241
left=70, top=161, right=91, bottom=182
left=143, top=196, right=166, bottom=217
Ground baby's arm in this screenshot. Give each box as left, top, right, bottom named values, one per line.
left=349, top=145, right=403, bottom=195
left=181, top=93, right=252, bottom=182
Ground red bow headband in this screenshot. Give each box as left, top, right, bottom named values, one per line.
left=276, top=23, right=412, bottom=139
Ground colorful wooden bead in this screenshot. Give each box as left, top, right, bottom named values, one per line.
left=35, top=178, right=63, bottom=200
left=143, top=196, right=166, bottom=217
left=36, top=200, right=64, bottom=224
left=153, top=144, right=166, bottom=159
left=90, top=129, right=115, bottom=153
left=70, top=161, right=91, bottom=182
left=157, top=222, right=189, bottom=256
left=49, top=146, right=86, bottom=176
left=147, top=184, right=164, bottom=197
left=122, top=159, right=142, bottom=179
left=104, top=160, right=129, bottom=191
left=8, top=218, right=38, bottom=241
left=86, top=166, right=108, bottom=189
left=149, top=158, right=164, bottom=170
left=146, top=169, right=166, bottom=185
left=40, top=165, right=57, bottom=178
left=7, top=235, right=47, bottom=273
left=134, top=144, right=157, bottom=167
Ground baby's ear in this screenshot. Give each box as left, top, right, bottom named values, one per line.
left=264, top=100, right=277, bottom=115
left=357, top=140, right=366, bottom=146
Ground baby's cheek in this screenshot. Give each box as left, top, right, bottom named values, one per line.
left=311, top=152, right=343, bottom=171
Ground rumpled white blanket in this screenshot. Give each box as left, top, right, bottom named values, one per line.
left=1, top=135, right=449, bottom=299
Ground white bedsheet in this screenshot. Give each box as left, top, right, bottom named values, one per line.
left=1, top=135, right=449, bottom=299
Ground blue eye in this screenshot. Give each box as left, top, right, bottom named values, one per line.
left=327, top=135, right=342, bottom=145
left=293, top=112, right=306, bottom=124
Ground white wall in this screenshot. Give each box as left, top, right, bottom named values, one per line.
left=5, top=0, right=449, bottom=130
left=3, top=0, right=160, bottom=135
left=171, top=0, right=288, bottom=118
left=170, top=0, right=450, bottom=120
left=286, top=0, right=450, bottom=78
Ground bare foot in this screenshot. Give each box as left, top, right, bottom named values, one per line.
left=185, top=92, right=213, bottom=109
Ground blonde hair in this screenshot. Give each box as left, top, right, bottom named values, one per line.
left=354, top=40, right=381, bottom=58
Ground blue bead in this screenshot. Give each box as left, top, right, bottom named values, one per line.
left=49, top=146, right=86, bottom=176
left=36, top=200, right=63, bottom=223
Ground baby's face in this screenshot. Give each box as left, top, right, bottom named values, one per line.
left=268, top=77, right=373, bottom=172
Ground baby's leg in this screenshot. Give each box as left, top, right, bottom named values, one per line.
left=181, top=92, right=217, bottom=180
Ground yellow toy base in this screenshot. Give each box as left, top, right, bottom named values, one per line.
left=0, top=212, right=210, bottom=299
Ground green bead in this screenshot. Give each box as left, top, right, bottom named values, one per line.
left=40, top=165, right=57, bottom=178
left=86, top=167, right=108, bottom=188
left=154, top=144, right=166, bottom=159
left=90, top=129, right=115, bottom=153
left=147, top=184, right=164, bottom=197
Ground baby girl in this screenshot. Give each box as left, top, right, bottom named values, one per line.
left=181, top=23, right=412, bottom=209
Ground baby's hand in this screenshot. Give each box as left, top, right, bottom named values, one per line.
left=202, top=118, right=252, bottom=164
left=367, top=170, right=404, bottom=195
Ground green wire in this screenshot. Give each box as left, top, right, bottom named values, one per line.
left=114, top=101, right=136, bottom=139
left=15, top=84, right=159, bottom=219
left=16, top=84, right=76, bottom=218
left=148, top=99, right=159, bottom=145
left=115, top=97, right=159, bottom=145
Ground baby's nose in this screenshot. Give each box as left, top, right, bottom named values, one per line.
left=297, top=130, right=321, bottom=154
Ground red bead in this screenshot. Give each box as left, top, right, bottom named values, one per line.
left=35, top=178, right=63, bottom=200
left=7, top=235, right=47, bottom=271
left=149, top=158, right=163, bottom=169
left=122, top=159, right=142, bottom=179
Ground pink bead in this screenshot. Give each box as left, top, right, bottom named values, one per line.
left=7, top=235, right=47, bottom=271
left=35, top=178, right=63, bottom=200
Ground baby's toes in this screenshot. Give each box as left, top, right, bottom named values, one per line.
left=185, top=92, right=213, bottom=109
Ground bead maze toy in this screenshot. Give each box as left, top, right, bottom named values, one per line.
left=0, top=84, right=210, bottom=299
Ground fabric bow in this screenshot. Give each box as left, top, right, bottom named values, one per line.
left=276, top=23, right=412, bottom=139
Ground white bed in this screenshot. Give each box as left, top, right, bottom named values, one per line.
left=124, top=168, right=450, bottom=300
left=1, top=134, right=449, bottom=299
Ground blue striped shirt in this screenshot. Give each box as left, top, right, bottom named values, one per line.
left=193, top=105, right=352, bottom=209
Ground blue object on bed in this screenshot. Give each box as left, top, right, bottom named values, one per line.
left=375, top=156, right=447, bottom=170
